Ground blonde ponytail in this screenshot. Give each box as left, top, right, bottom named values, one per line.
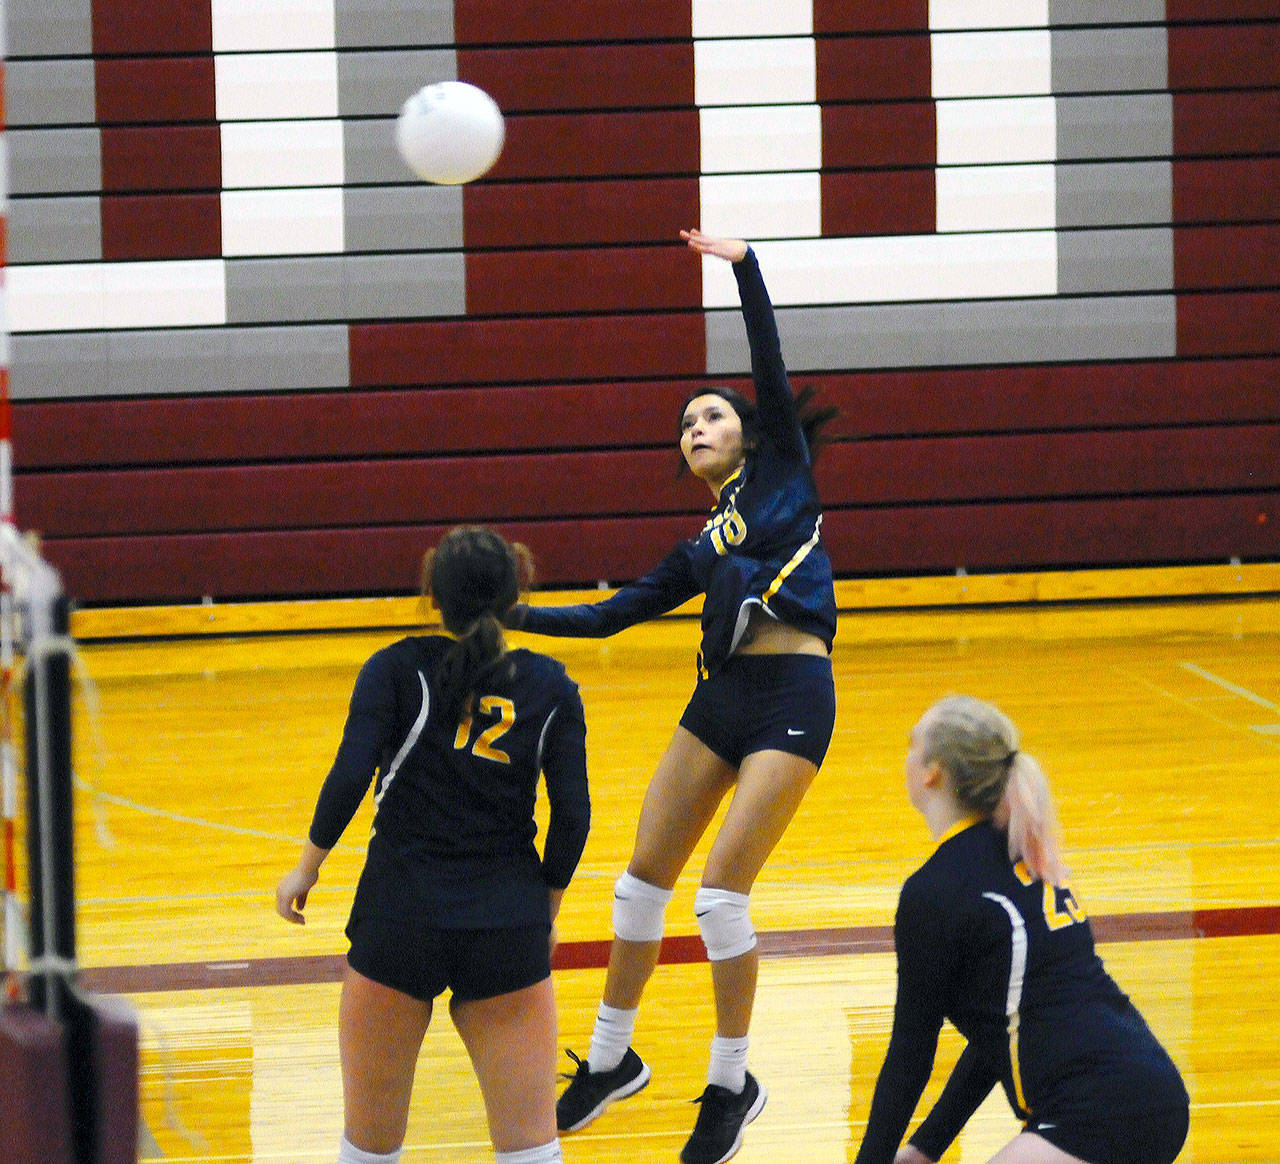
left=998, top=752, right=1068, bottom=886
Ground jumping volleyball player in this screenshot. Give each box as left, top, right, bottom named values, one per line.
left=854, top=695, right=1189, bottom=1164
left=276, top=527, right=590, bottom=1164
left=505, top=229, right=838, bottom=1164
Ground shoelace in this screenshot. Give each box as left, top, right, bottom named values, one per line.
left=560, top=1047, right=587, bottom=1082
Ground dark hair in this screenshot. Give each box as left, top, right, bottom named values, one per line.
left=420, top=526, right=534, bottom=723
left=677, top=383, right=837, bottom=474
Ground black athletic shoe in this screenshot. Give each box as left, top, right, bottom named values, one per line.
left=679, top=1071, right=767, bottom=1164
left=555, top=1047, right=651, bottom=1132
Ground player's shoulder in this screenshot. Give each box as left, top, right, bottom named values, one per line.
left=506, top=647, right=579, bottom=692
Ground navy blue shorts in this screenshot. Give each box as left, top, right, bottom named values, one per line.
left=345, top=911, right=551, bottom=1003
left=679, top=653, right=835, bottom=768
left=1029, top=1103, right=1188, bottom=1164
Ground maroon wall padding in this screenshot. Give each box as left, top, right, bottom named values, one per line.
left=39, top=493, right=1280, bottom=605
left=816, top=34, right=932, bottom=101
left=454, top=0, right=690, bottom=43
left=17, top=358, right=1280, bottom=469
left=1173, top=225, right=1280, bottom=288
left=100, top=193, right=222, bottom=261
left=91, top=0, right=211, bottom=53
left=0, top=1004, right=74, bottom=1164
left=19, top=426, right=1280, bottom=538
left=99, top=125, right=222, bottom=193
left=464, top=179, right=701, bottom=247
left=821, top=171, right=936, bottom=237
left=1173, top=158, right=1280, bottom=222
left=489, top=111, right=702, bottom=181
left=1173, top=91, right=1280, bottom=155
left=1177, top=292, right=1280, bottom=355
left=459, top=44, right=694, bottom=110
left=821, top=101, right=938, bottom=168
left=465, top=248, right=702, bottom=315
left=814, top=0, right=930, bottom=32
left=94, top=57, right=217, bottom=123
left=1168, top=22, right=1280, bottom=89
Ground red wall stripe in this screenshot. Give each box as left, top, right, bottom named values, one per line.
left=100, top=126, right=223, bottom=193
left=459, top=44, right=694, bottom=112
left=454, top=0, right=690, bottom=43
left=1177, top=291, right=1280, bottom=356
left=24, top=358, right=1277, bottom=470
left=821, top=170, right=935, bottom=237
left=463, top=180, right=701, bottom=248
left=816, top=35, right=932, bottom=103
left=92, top=0, right=212, bottom=54
left=1173, top=91, right=1280, bottom=155
left=821, top=102, right=937, bottom=169
left=489, top=111, right=701, bottom=181
left=349, top=315, right=707, bottom=387
left=465, top=248, right=700, bottom=316
left=100, top=194, right=222, bottom=261
left=1174, top=224, right=1280, bottom=289
left=814, top=1, right=930, bottom=34
left=1173, top=158, right=1280, bottom=223
left=95, top=58, right=217, bottom=124
left=1169, top=23, right=1280, bottom=90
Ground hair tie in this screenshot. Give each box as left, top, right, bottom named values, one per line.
left=1004, top=749, right=1019, bottom=767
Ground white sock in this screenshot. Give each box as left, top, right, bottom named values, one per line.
left=587, top=1002, right=638, bottom=1072
left=495, top=1139, right=563, bottom=1163
left=337, top=1137, right=401, bottom=1164
left=707, top=1034, right=749, bottom=1092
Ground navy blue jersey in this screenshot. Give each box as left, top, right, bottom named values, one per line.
left=517, top=248, right=836, bottom=675
left=308, top=635, right=590, bottom=929
left=855, top=820, right=1187, bottom=1164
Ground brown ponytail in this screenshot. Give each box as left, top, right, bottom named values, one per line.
left=420, top=526, right=535, bottom=724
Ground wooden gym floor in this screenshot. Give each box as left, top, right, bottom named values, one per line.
left=22, top=568, right=1280, bottom=1161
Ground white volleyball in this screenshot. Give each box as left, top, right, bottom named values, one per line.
left=394, top=81, right=506, bottom=185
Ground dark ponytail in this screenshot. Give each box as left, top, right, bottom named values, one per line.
left=421, top=526, right=534, bottom=724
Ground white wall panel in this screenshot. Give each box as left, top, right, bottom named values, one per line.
left=211, top=0, right=336, bottom=51
left=930, top=0, right=1048, bottom=30
left=701, top=233, right=1057, bottom=308
left=699, top=173, right=822, bottom=239
left=8, top=262, right=227, bottom=332
left=937, top=97, right=1058, bottom=164
left=700, top=106, right=822, bottom=174
left=694, top=38, right=815, bottom=106
left=932, top=30, right=1052, bottom=98
left=692, top=0, right=812, bottom=39
left=222, top=189, right=345, bottom=256
left=221, top=120, right=345, bottom=188
left=936, top=164, right=1057, bottom=232
left=215, top=52, right=340, bottom=120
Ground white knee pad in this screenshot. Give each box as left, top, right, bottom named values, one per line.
left=612, top=871, right=673, bottom=942
left=694, top=887, right=757, bottom=961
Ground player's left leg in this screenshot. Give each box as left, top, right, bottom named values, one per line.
left=987, top=1133, right=1089, bottom=1163
left=450, top=976, right=561, bottom=1159
left=678, top=749, right=817, bottom=1164
left=338, top=965, right=432, bottom=1158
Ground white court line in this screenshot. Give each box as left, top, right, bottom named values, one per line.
left=1113, top=667, right=1280, bottom=753
left=1179, top=662, right=1280, bottom=713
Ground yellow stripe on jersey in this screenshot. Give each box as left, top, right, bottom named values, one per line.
left=762, top=515, right=823, bottom=607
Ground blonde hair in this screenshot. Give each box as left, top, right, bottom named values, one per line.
left=917, top=695, right=1068, bottom=885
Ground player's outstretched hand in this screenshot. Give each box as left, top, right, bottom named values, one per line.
left=276, top=865, right=319, bottom=925
left=681, top=229, right=748, bottom=264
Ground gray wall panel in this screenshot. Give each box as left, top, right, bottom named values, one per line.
left=1057, top=94, right=1173, bottom=161
left=1051, top=26, right=1168, bottom=94
left=345, top=185, right=464, bottom=252
left=225, top=254, right=465, bottom=323
left=1049, top=0, right=1166, bottom=24
left=4, top=0, right=93, bottom=57
left=707, top=296, right=1177, bottom=373
left=10, top=327, right=351, bottom=400
left=9, top=196, right=102, bottom=262
left=5, top=60, right=96, bottom=126
left=1057, top=228, right=1173, bottom=294
left=335, top=0, right=454, bottom=48
left=338, top=49, right=455, bottom=117
left=7, top=128, right=102, bottom=196
left=1056, top=161, right=1171, bottom=228
left=344, top=118, right=405, bottom=184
